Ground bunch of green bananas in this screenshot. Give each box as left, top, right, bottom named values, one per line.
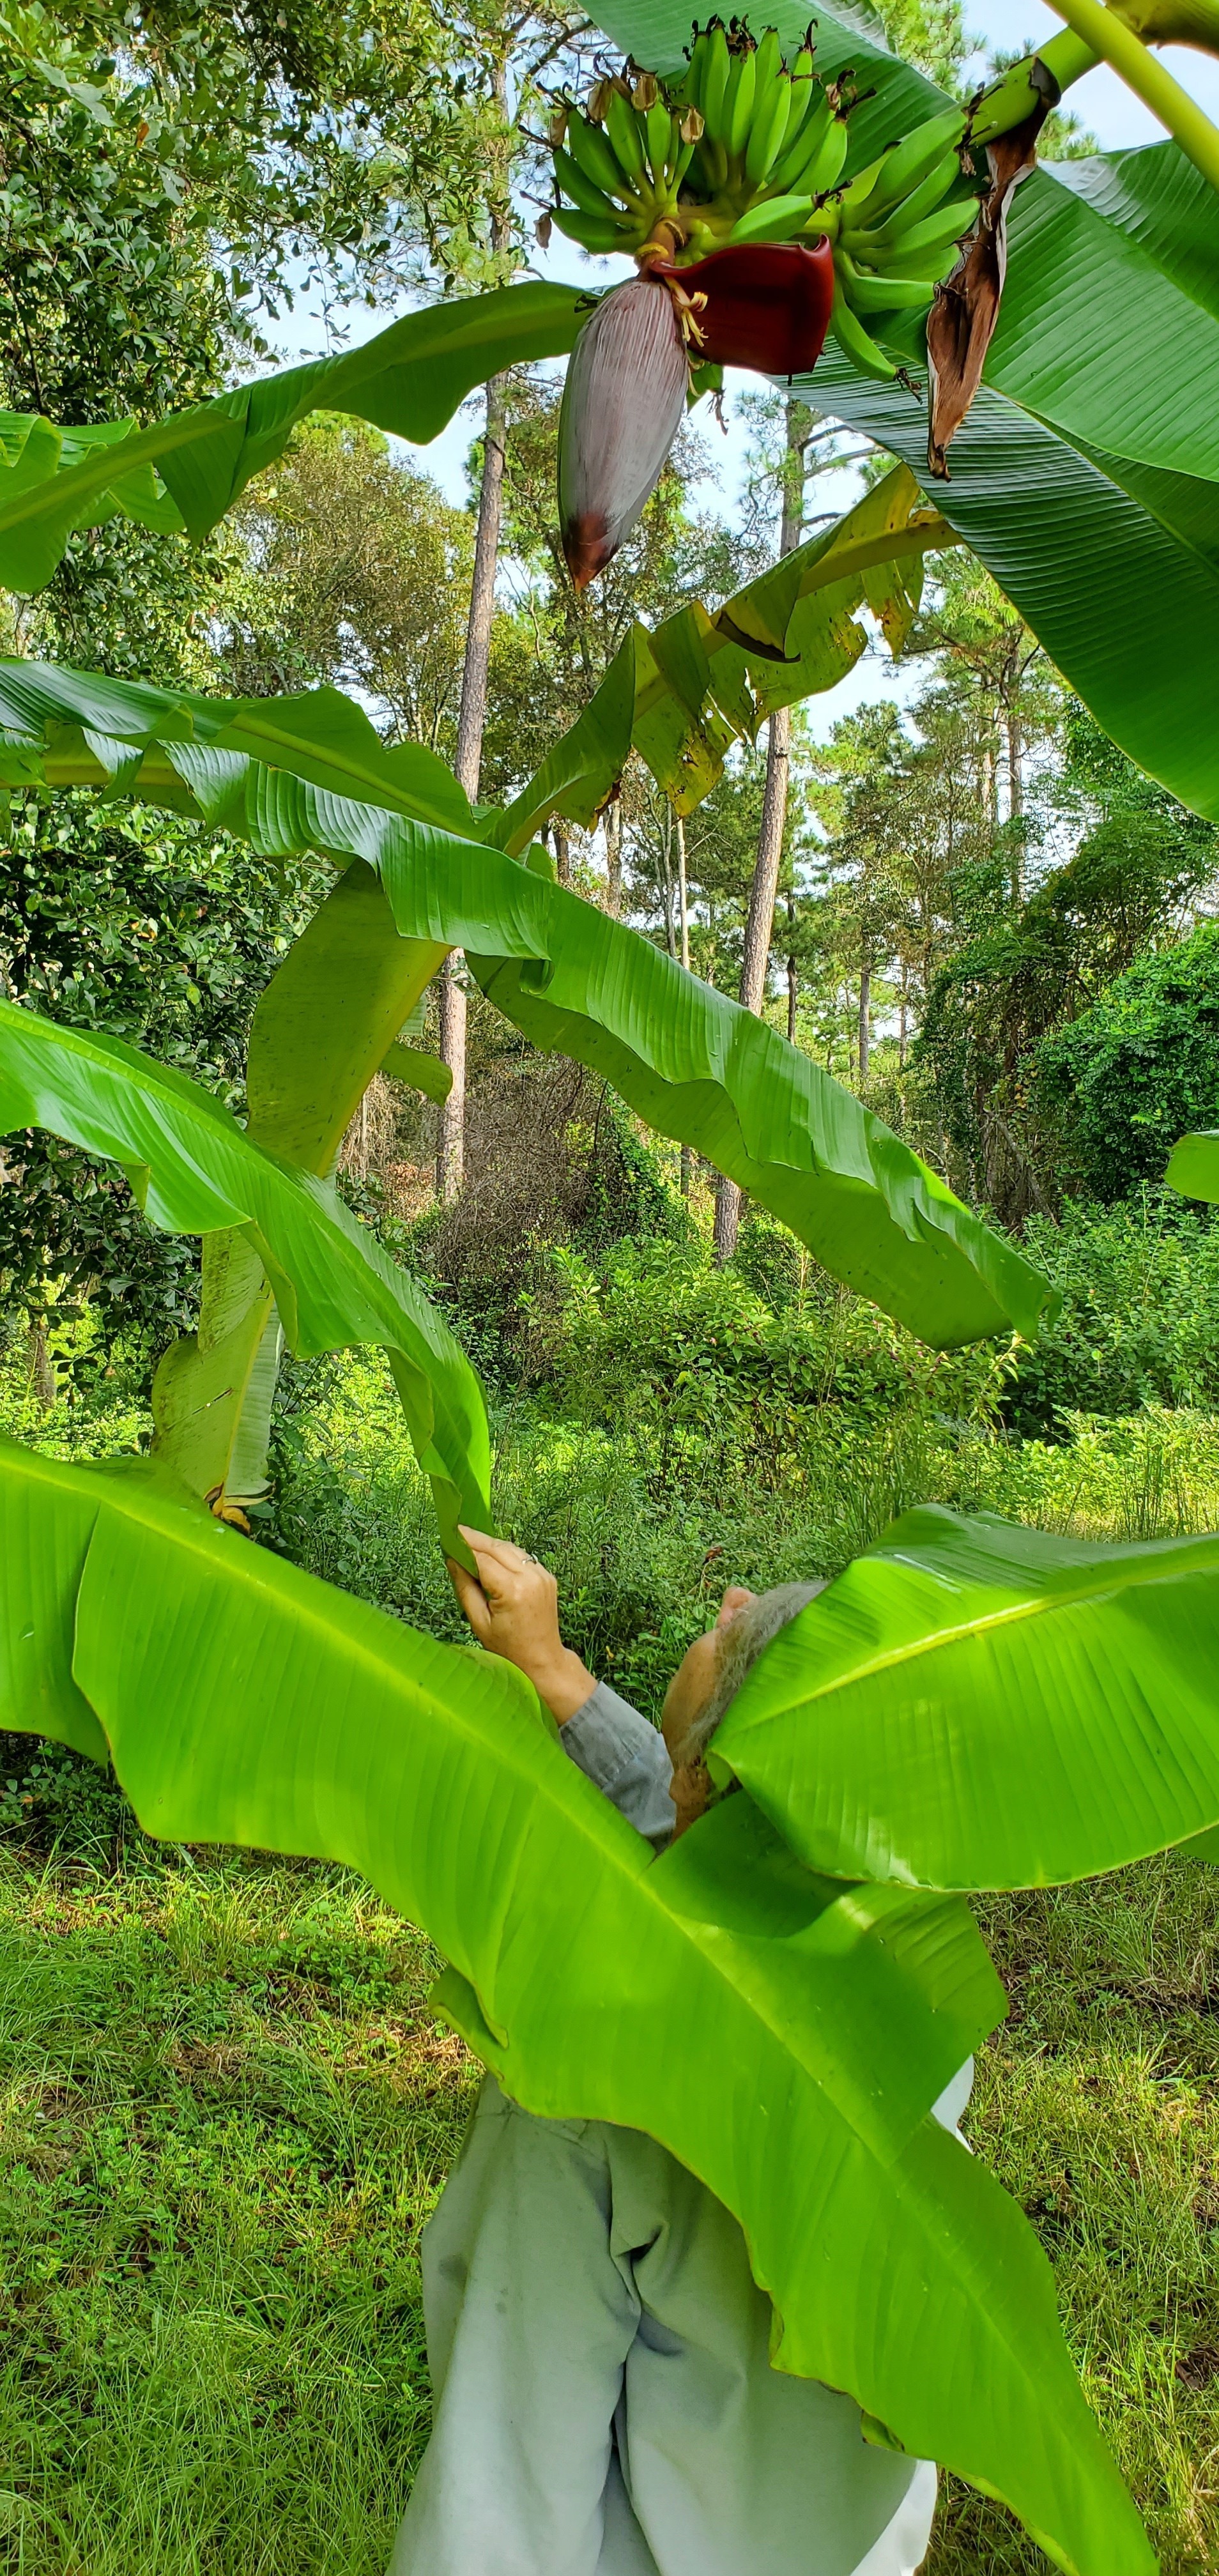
left=547, top=23, right=852, bottom=264
left=821, top=107, right=982, bottom=380
left=547, top=19, right=983, bottom=381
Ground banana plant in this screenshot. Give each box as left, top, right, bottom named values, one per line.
left=6, top=1, right=1219, bottom=2565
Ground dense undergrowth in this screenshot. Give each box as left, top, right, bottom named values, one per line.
left=4, top=1181, right=1219, bottom=2570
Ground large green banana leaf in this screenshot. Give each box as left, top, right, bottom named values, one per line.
left=0, top=1431, right=1156, bottom=2576
left=0, top=658, right=473, bottom=830
left=800, top=348, right=1219, bottom=825
left=0, top=998, right=489, bottom=1551
left=710, top=1505, right=1219, bottom=1891
left=0, top=661, right=1050, bottom=1349
left=0, top=285, right=583, bottom=594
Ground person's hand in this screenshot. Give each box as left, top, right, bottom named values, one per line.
left=447, top=1529, right=596, bottom=1723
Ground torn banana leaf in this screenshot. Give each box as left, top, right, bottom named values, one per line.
left=498, top=465, right=947, bottom=835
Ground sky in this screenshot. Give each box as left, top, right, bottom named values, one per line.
left=259, top=6, right=1219, bottom=737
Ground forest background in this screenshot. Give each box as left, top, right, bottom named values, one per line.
left=4, top=1, right=1219, bottom=2571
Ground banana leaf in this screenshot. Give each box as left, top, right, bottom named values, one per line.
left=710, top=1505, right=1219, bottom=1890
left=0, top=284, right=584, bottom=594
left=0, top=660, right=1051, bottom=1349
left=0, top=1432, right=1156, bottom=2576
left=496, top=466, right=943, bottom=834
left=0, top=998, right=489, bottom=1552
left=1165, top=1130, right=1219, bottom=1200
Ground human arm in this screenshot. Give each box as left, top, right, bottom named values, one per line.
left=447, top=1529, right=595, bottom=1721
left=448, top=1529, right=675, bottom=1850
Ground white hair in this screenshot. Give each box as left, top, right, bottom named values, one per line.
left=670, top=1581, right=825, bottom=1770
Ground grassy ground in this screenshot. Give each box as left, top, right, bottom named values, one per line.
left=0, top=1832, right=473, bottom=2575
left=4, top=1340, right=1219, bottom=2570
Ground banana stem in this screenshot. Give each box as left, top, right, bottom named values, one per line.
left=1043, top=0, right=1219, bottom=188
left=970, top=31, right=1099, bottom=145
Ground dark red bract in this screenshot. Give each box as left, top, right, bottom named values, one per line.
left=652, top=240, right=834, bottom=379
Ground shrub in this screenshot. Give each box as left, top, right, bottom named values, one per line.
left=1034, top=920, right=1219, bottom=1202
left=1004, top=1192, right=1219, bottom=1436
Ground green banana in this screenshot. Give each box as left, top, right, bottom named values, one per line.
left=551, top=204, right=631, bottom=254
left=682, top=32, right=707, bottom=111
left=606, top=86, right=646, bottom=181
left=729, top=190, right=818, bottom=246
left=645, top=101, right=676, bottom=186
left=847, top=201, right=974, bottom=263
left=829, top=275, right=900, bottom=379
left=850, top=109, right=967, bottom=227
left=567, top=111, right=640, bottom=204
left=805, top=114, right=850, bottom=195
left=701, top=22, right=731, bottom=132
left=746, top=62, right=794, bottom=187
left=770, top=88, right=832, bottom=193
left=779, top=50, right=816, bottom=155
left=877, top=238, right=965, bottom=280
left=836, top=252, right=939, bottom=312
left=847, top=163, right=973, bottom=254
left=725, top=46, right=757, bottom=162
left=836, top=151, right=889, bottom=220
left=553, top=146, right=621, bottom=222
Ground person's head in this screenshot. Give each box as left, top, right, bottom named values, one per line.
left=661, top=1579, right=825, bottom=1834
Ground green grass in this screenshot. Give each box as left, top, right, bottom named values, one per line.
left=0, top=1832, right=473, bottom=2575
left=6, top=1335, right=1219, bottom=2570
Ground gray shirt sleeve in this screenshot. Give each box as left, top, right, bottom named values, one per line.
left=561, top=1679, right=675, bottom=1852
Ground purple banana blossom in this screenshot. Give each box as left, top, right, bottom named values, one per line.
left=558, top=276, right=691, bottom=589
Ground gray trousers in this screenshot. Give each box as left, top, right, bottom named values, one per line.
left=390, top=2077, right=937, bottom=2576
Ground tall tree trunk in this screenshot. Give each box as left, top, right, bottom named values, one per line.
left=660, top=804, right=676, bottom=958
left=675, top=813, right=693, bottom=1194
left=676, top=815, right=690, bottom=971
left=1004, top=664, right=1024, bottom=905
left=857, top=961, right=871, bottom=1083
left=715, top=398, right=803, bottom=1264
left=898, top=969, right=908, bottom=1071
left=786, top=893, right=798, bottom=1044
left=437, top=367, right=506, bottom=1200
left=438, top=67, right=510, bottom=1206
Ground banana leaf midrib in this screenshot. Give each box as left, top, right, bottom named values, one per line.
left=0, top=402, right=233, bottom=537
left=739, top=1550, right=1219, bottom=1710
